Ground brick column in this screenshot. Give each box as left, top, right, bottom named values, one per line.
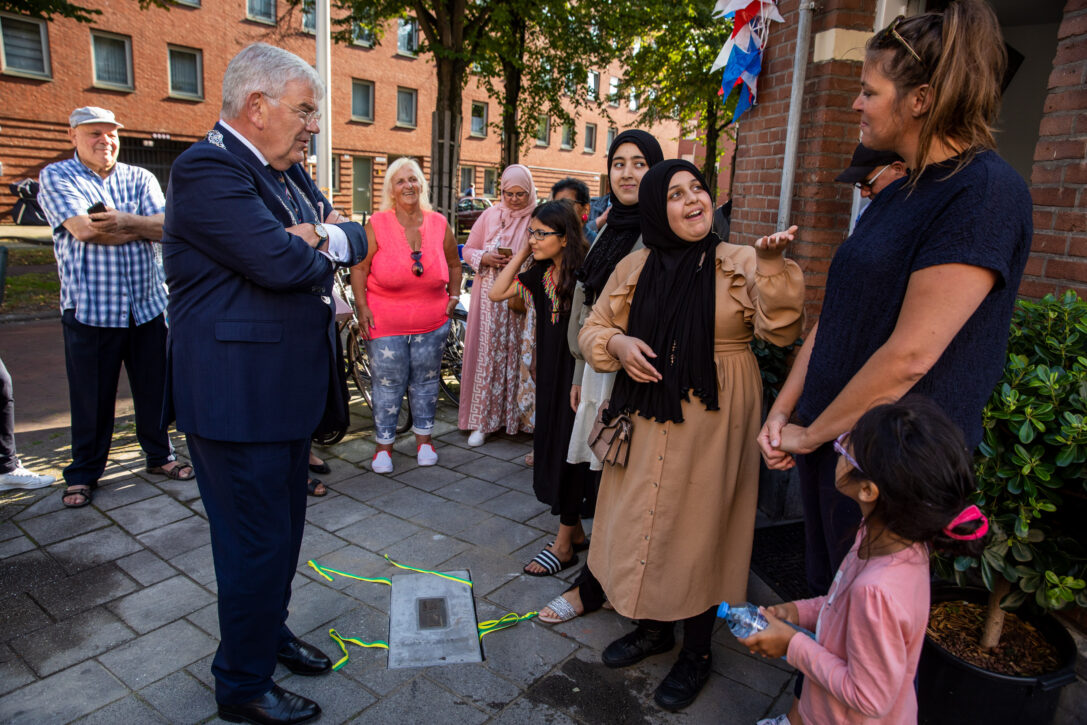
left=1022, top=0, right=1087, bottom=299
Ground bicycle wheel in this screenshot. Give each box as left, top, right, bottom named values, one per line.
left=345, top=324, right=412, bottom=434
left=439, top=310, right=466, bottom=406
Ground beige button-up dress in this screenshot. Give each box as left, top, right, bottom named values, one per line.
left=579, top=243, right=805, bottom=621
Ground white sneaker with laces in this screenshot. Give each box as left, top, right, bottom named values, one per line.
left=417, top=443, right=438, bottom=466
left=0, top=466, right=56, bottom=490
left=467, top=430, right=486, bottom=447
left=371, top=450, right=393, bottom=474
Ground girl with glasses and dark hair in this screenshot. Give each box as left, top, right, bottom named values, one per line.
left=759, top=0, right=1033, bottom=596
left=745, top=396, right=987, bottom=725
left=458, top=164, right=538, bottom=448
left=350, top=157, right=463, bottom=473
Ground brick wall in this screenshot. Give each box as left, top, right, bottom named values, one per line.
left=728, top=0, right=875, bottom=324
left=1021, top=0, right=1087, bottom=299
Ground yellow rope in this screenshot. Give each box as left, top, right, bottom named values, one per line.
left=328, top=628, right=388, bottom=670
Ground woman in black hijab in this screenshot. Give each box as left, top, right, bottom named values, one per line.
left=578, top=160, right=804, bottom=711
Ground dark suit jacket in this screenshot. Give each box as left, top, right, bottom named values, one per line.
left=162, top=122, right=366, bottom=442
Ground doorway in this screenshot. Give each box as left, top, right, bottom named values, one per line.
left=352, top=156, right=373, bottom=219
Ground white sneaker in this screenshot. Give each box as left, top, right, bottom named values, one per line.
left=417, top=443, right=438, bottom=466
left=467, top=430, right=486, bottom=447
left=371, top=451, right=393, bottom=474
left=0, top=466, right=56, bottom=490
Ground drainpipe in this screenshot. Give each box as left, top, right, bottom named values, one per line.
left=777, top=1, right=816, bottom=232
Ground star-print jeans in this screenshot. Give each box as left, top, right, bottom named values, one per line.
left=367, top=320, right=450, bottom=444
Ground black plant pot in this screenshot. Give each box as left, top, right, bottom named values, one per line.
left=918, top=586, right=1078, bottom=725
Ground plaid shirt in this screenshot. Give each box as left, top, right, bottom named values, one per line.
left=38, top=154, right=167, bottom=328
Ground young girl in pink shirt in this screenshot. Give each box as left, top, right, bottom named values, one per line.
left=743, top=397, right=988, bottom=725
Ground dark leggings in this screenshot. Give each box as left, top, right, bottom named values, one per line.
left=557, top=462, right=597, bottom=527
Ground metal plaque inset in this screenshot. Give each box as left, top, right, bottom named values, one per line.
left=388, top=569, right=481, bottom=668
left=417, top=597, right=449, bottom=630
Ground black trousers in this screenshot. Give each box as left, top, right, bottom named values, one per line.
left=0, top=356, right=16, bottom=474
left=797, top=441, right=861, bottom=595
left=640, top=607, right=718, bottom=656
left=187, top=433, right=310, bottom=704
left=61, top=310, right=174, bottom=487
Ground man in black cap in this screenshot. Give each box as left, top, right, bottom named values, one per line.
left=836, top=143, right=907, bottom=201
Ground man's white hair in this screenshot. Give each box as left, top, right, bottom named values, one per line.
left=221, top=43, right=323, bottom=119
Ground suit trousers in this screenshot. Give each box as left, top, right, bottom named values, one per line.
left=186, top=433, right=310, bottom=704
left=61, top=310, right=174, bottom=486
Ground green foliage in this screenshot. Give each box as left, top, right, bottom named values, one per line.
left=936, top=292, right=1087, bottom=615
left=1, top=0, right=172, bottom=23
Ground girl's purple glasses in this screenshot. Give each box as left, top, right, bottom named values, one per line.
left=834, top=432, right=862, bottom=473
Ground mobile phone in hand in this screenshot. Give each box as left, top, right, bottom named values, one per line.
left=87, top=202, right=108, bottom=214
left=497, top=247, right=513, bottom=256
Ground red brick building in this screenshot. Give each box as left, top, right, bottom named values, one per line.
left=727, top=0, right=1086, bottom=321
left=0, top=0, right=678, bottom=218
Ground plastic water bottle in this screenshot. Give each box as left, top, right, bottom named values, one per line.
left=717, top=601, right=769, bottom=638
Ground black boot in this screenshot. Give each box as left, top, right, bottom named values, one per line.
left=653, top=648, right=713, bottom=711
left=602, top=622, right=675, bottom=668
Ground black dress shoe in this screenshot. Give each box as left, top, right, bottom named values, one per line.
left=602, top=623, right=675, bottom=668
left=218, top=685, right=320, bottom=725
left=276, top=637, right=332, bottom=676
left=654, top=649, right=713, bottom=711
left=309, top=461, right=331, bottom=475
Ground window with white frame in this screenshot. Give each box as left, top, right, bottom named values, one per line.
left=397, top=18, right=417, bottom=55
left=460, top=166, right=474, bottom=194
left=608, top=76, right=619, bottom=107
left=168, top=46, right=202, bottom=99
left=535, top=115, right=549, bottom=146
left=247, top=0, right=275, bottom=23
left=396, top=87, right=417, bottom=127
left=352, top=22, right=374, bottom=46
left=587, top=70, right=600, bottom=98
left=483, top=168, right=498, bottom=196
left=584, top=123, right=597, bottom=153
left=606, top=126, right=617, bottom=150
left=91, top=31, right=133, bottom=90
left=560, top=123, right=574, bottom=150
left=331, top=155, right=341, bottom=193
left=0, top=13, right=50, bottom=78
left=302, top=0, right=316, bottom=33
left=470, top=101, right=487, bottom=137
left=351, top=79, right=374, bottom=121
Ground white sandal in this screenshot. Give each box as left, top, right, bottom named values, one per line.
left=537, top=594, right=580, bottom=624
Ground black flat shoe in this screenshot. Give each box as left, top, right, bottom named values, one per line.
left=654, top=649, right=713, bottom=711
left=218, top=685, right=320, bottom=725
left=308, top=462, right=331, bottom=475
left=276, top=637, right=332, bottom=676
left=602, top=624, right=675, bottom=668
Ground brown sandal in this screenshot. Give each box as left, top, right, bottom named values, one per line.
left=146, top=462, right=195, bottom=480
left=62, top=485, right=93, bottom=508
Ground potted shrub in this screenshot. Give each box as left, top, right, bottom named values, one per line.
left=922, top=291, right=1087, bottom=724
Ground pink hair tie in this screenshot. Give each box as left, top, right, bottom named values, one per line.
left=943, top=504, right=989, bottom=541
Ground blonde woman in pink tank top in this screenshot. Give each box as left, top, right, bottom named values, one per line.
left=350, top=158, right=462, bottom=473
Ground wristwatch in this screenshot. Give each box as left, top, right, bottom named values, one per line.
left=313, top=223, right=329, bottom=248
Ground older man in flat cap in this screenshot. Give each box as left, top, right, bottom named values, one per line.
left=38, top=106, right=193, bottom=511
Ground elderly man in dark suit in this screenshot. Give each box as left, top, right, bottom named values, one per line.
left=162, top=43, right=365, bottom=725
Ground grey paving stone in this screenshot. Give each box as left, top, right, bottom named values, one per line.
left=427, top=445, right=483, bottom=470
left=343, top=652, right=420, bottom=695
left=394, top=465, right=465, bottom=492
left=305, top=497, right=376, bottom=532
left=139, top=669, right=216, bottom=724
left=107, top=575, right=215, bottom=634
left=135, top=514, right=211, bottom=559
left=298, top=525, right=348, bottom=563
left=72, top=695, right=168, bottom=724
left=276, top=669, right=377, bottom=722
left=458, top=515, right=543, bottom=556
left=10, top=606, right=134, bottom=677
left=432, top=476, right=507, bottom=506
left=184, top=652, right=216, bottom=691
left=0, top=521, right=21, bottom=542
left=537, top=605, right=631, bottom=654
left=12, top=487, right=67, bottom=521
left=328, top=437, right=375, bottom=464
left=440, top=547, right=526, bottom=598
left=677, top=667, right=774, bottom=723
left=381, top=531, right=472, bottom=570
left=310, top=457, right=369, bottom=485
left=407, top=498, right=493, bottom=537
left=154, top=477, right=203, bottom=501
left=493, top=467, right=536, bottom=493
left=188, top=498, right=207, bottom=518
left=91, top=479, right=161, bottom=510
left=472, top=438, right=533, bottom=462
left=520, top=649, right=662, bottom=725
left=18, top=505, right=110, bottom=546
left=186, top=601, right=219, bottom=639
left=0, top=549, right=66, bottom=599
left=283, top=581, right=362, bottom=638
left=98, top=619, right=218, bottom=689
left=45, top=525, right=143, bottom=574
left=487, top=698, right=577, bottom=725
left=0, top=644, right=35, bottom=697
left=0, top=660, right=128, bottom=723
left=368, top=488, right=445, bottom=520
left=334, top=472, right=406, bottom=503
left=453, top=456, right=522, bottom=484
left=169, top=542, right=217, bottom=585
left=709, top=639, right=794, bottom=697
left=337, top=512, right=422, bottom=553
left=114, top=550, right=177, bottom=586
left=108, top=495, right=193, bottom=535
left=479, top=491, right=550, bottom=523
left=32, top=562, right=140, bottom=620
left=0, top=534, right=35, bottom=559
left=480, top=619, right=578, bottom=688
left=425, top=663, right=522, bottom=713
left=353, top=676, right=488, bottom=725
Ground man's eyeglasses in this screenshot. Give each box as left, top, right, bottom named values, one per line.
left=410, top=250, right=424, bottom=277
left=502, top=190, right=529, bottom=201
left=834, top=432, right=863, bottom=474
left=854, top=164, right=891, bottom=193
left=527, top=228, right=561, bottom=241
left=884, top=16, right=928, bottom=73
left=262, top=92, right=322, bottom=125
